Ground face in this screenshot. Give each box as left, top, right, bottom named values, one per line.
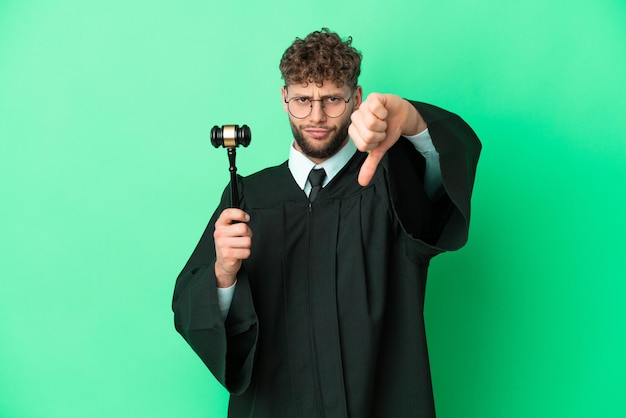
left=282, top=82, right=362, bottom=163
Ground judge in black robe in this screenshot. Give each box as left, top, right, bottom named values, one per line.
left=172, top=100, right=481, bottom=417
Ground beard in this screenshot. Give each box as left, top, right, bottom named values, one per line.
left=290, top=116, right=352, bottom=160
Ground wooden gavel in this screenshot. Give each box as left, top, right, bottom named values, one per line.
left=211, top=124, right=252, bottom=208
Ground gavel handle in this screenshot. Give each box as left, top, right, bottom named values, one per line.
left=228, top=147, right=239, bottom=208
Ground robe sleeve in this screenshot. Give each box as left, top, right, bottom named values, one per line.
left=172, top=185, right=258, bottom=395
left=385, top=101, right=481, bottom=254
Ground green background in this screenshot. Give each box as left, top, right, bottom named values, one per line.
left=1, top=0, right=625, bottom=417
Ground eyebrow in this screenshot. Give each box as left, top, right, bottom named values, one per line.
left=290, top=93, right=345, bottom=99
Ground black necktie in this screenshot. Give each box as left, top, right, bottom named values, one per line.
left=308, top=168, right=326, bottom=203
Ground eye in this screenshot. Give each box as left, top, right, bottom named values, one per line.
left=294, top=97, right=310, bottom=104
left=325, top=96, right=340, bottom=104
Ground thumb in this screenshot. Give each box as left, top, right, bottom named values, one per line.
left=358, top=146, right=386, bottom=186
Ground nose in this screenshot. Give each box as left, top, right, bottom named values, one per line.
left=308, top=100, right=327, bottom=122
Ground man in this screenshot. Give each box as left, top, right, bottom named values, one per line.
left=173, top=28, right=481, bottom=417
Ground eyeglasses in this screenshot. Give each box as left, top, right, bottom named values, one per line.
left=284, top=92, right=354, bottom=119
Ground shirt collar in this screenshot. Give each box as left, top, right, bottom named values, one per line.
left=288, top=139, right=357, bottom=190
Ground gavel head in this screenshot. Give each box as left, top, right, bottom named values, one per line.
left=211, top=124, right=252, bottom=148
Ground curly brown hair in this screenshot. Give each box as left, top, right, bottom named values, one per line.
left=279, top=28, right=362, bottom=89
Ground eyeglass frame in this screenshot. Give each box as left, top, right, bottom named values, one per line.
left=283, top=90, right=355, bottom=119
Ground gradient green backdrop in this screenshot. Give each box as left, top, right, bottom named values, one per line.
left=1, top=1, right=625, bottom=417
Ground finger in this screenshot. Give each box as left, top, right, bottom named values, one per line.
left=216, top=208, right=250, bottom=226
left=368, top=97, right=389, bottom=121
left=214, top=222, right=253, bottom=241
left=349, top=117, right=386, bottom=152
left=357, top=114, right=387, bottom=142
left=358, top=100, right=387, bottom=129
left=352, top=100, right=388, bottom=132
left=358, top=147, right=386, bottom=186
left=357, top=124, right=400, bottom=186
left=221, top=235, right=253, bottom=250
left=363, top=92, right=389, bottom=120
left=218, top=237, right=253, bottom=257
left=216, top=235, right=252, bottom=263
left=217, top=248, right=251, bottom=263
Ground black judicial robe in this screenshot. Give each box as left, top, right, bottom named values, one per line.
left=172, top=102, right=481, bottom=418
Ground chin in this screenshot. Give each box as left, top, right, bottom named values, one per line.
left=290, top=118, right=351, bottom=160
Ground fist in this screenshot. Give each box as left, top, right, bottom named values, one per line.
left=349, top=93, right=425, bottom=186
left=214, top=208, right=252, bottom=288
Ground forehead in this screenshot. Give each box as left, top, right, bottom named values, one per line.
left=286, top=82, right=350, bottom=97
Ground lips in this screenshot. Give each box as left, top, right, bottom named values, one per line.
left=304, top=128, right=332, bottom=139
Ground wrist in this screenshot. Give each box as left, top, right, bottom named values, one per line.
left=215, top=263, right=237, bottom=288
left=402, top=100, right=427, bottom=136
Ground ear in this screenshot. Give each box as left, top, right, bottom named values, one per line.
left=353, top=85, right=363, bottom=110
left=281, top=86, right=289, bottom=113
